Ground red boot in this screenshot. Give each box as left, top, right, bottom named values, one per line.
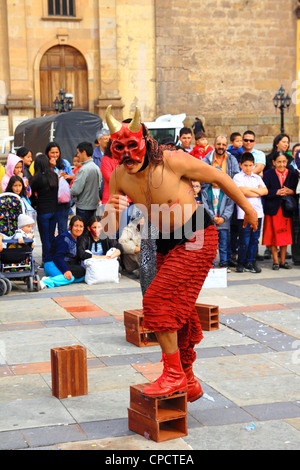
left=142, top=350, right=187, bottom=398
left=183, top=364, right=203, bottom=402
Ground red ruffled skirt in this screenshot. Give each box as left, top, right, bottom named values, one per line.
left=142, top=224, right=218, bottom=366
left=262, top=206, right=292, bottom=247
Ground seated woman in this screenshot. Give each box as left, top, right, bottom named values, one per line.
left=77, top=215, right=122, bottom=262
left=41, top=215, right=85, bottom=289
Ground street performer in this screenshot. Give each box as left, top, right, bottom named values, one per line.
left=103, top=105, right=258, bottom=402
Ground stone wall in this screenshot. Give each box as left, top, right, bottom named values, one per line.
left=155, top=0, right=299, bottom=142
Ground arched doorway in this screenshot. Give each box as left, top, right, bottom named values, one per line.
left=40, top=45, right=88, bottom=114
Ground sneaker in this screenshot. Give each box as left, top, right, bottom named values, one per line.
left=219, top=263, right=231, bottom=273
left=39, top=280, right=47, bottom=289
left=264, top=248, right=271, bottom=260
left=235, top=264, right=245, bottom=273
left=244, top=262, right=261, bottom=273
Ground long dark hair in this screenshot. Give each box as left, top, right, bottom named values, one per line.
left=6, top=175, right=27, bottom=197
left=268, top=133, right=290, bottom=159
left=45, top=141, right=65, bottom=170
left=31, top=153, right=58, bottom=189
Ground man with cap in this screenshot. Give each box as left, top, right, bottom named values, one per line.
left=103, top=105, right=258, bottom=402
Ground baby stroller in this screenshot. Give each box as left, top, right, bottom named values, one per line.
left=0, top=192, right=41, bottom=295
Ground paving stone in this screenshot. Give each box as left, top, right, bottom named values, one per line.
left=61, top=389, right=130, bottom=423
left=21, top=424, right=87, bottom=448
left=0, top=430, right=27, bottom=450
left=189, top=405, right=253, bottom=426
left=100, top=353, right=150, bottom=366
left=224, top=343, right=272, bottom=355
left=184, top=420, right=300, bottom=450
left=0, top=397, right=75, bottom=431
left=79, top=418, right=132, bottom=440
left=242, top=402, right=300, bottom=421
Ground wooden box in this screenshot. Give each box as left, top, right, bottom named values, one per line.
left=195, top=303, right=219, bottom=331
left=128, top=383, right=187, bottom=442
left=51, top=345, right=88, bottom=399
left=124, top=309, right=159, bottom=347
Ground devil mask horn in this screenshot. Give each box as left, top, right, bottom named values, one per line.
left=128, top=107, right=142, bottom=133
left=106, top=105, right=122, bottom=135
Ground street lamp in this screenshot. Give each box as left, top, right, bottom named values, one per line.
left=273, top=85, right=291, bottom=133
left=54, top=88, right=73, bottom=113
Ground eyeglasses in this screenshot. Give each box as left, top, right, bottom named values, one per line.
left=243, top=139, right=255, bottom=143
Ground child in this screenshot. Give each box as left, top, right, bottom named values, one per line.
left=233, top=153, right=268, bottom=273
left=190, top=132, right=213, bottom=160
left=6, top=175, right=37, bottom=222
left=228, top=132, right=243, bottom=163
left=16, top=147, right=33, bottom=182
left=70, top=154, right=82, bottom=188
left=12, top=214, right=35, bottom=248
left=1, top=153, right=31, bottom=198
left=201, top=179, right=234, bottom=270
left=191, top=180, right=202, bottom=204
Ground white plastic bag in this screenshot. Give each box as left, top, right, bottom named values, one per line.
left=84, top=258, right=119, bottom=285
left=58, top=177, right=71, bottom=203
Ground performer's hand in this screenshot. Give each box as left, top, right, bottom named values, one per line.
left=243, top=207, right=258, bottom=231
left=107, top=194, right=129, bottom=214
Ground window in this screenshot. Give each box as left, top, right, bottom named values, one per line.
left=48, top=0, right=75, bottom=17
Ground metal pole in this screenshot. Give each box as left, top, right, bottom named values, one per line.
left=280, top=105, right=284, bottom=133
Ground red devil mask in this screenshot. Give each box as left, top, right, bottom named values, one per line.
left=106, top=106, right=146, bottom=164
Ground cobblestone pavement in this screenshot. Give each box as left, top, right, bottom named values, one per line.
left=0, top=233, right=299, bottom=450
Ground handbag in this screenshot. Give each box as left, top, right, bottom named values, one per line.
left=84, top=257, right=119, bottom=285
left=282, top=195, right=297, bottom=212
left=58, top=176, right=71, bottom=203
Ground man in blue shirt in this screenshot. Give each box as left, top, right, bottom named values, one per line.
left=242, top=130, right=266, bottom=175
left=92, top=129, right=109, bottom=200
left=92, top=129, right=110, bottom=169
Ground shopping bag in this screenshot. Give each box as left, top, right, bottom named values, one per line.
left=84, top=257, right=119, bottom=284
left=58, top=177, right=71, bottom=203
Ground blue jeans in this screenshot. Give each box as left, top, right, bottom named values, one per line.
left=43, top=261, right=84, bottom=288
left=56, top=203, right=70, bottom=235
left=218, top=228, right=230, bottom=265
left=237, top=218, right=262, bottom=265
left=37, top=212, right=57, bottom=263
left=76, top=208, right=96, bottom=226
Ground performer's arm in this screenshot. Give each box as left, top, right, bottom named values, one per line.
left=167, top=151, right=258, bottom=230
left=102, top=169, right=128, bottom=236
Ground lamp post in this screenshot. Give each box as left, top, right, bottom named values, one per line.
left=273, top=85, right=291, bottom=134
left=54, top=89, right=73, bottom=113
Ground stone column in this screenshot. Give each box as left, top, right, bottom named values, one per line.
left=5, top=0, right=35, bottom=132
left=95, top=0, right=124, bottom=121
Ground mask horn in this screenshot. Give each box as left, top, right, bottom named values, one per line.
left=106, top=105, right=122, bottom=135
left=128, top=106, right=142, bottom=133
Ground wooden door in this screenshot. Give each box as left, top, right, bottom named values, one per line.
left=40, top=45, right=88, bottom=114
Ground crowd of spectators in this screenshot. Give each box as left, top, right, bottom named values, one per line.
left=0, top=120, right=299, bottom=291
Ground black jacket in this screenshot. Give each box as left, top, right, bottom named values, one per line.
left=77, top=230, right=122, bottom=261
left=262, top=168, right=298, bottom=218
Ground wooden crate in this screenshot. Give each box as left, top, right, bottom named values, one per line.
left=128, top=383, right=187, bottom=442
left=51, top=345, right=88, bottom=399
left=124, top=309, right=159, bottom=347
left=195, top=303, right=219, bottom=331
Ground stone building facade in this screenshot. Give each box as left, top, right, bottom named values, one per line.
left=0, top=0, right=300, bottom=148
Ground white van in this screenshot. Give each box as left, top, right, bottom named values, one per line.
left=144, top=113, right=186, bottom=145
